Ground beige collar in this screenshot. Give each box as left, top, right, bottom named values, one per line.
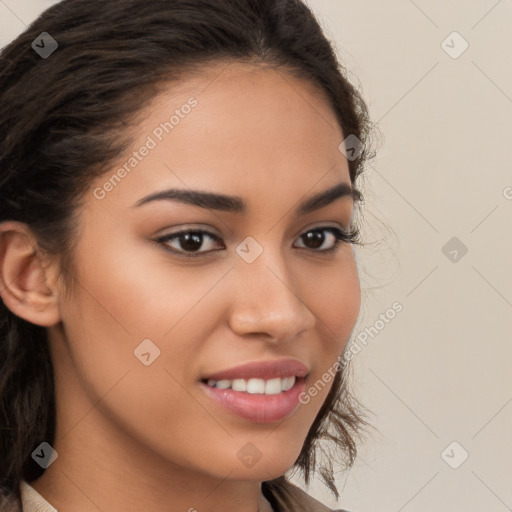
left=20, top=480, right=57, bottom=512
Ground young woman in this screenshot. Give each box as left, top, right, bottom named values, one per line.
left=0, top=0, right=374, bottom=510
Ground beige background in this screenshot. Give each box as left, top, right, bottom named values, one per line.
left=1, top=1, right=511, bottom=511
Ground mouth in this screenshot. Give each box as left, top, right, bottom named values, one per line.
left=199, top=375, right=308, bottom=423
left=200, top=375, right=300, bottom=395
left=198, top=358, right=310, bottom=423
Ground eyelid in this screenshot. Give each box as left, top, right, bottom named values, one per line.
left=299, top=220, right=351, bottom=233
left=154, top=223, right=222, bottom=239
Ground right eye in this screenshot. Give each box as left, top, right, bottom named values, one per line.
left=154, top=229, right=225, bottom=257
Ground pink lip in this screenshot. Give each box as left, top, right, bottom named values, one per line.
left=201, top=358, right=309, bottom=381
left=200, top=376, right=307, bottom=423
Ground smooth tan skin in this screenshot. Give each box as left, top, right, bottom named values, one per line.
left=0, top=62, right=360, bottom=512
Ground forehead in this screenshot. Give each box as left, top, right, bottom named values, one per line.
left=89, top=61, right=351, bottom=212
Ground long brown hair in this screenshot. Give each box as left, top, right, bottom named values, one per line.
left=0, top=0, right=374, bottom=506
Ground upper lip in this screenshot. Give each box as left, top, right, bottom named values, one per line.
left=201, top=358, right=309, bottom=381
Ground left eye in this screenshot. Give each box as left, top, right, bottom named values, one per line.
left=154, top=226, right=358, bottom=257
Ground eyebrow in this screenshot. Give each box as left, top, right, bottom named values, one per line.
left=133, top=181, right=359, bottom=215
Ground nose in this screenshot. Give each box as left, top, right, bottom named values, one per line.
left=227, top=247, right=316, bottom=343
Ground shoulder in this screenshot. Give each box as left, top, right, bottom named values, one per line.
left=262, top=477, right=354, bottom=512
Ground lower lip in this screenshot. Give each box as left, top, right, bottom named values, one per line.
left=200, top=378, right=306, bottom=423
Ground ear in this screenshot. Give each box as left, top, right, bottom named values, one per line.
left=0, top=221, right=61, bottom=327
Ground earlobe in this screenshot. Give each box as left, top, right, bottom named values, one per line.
left=0, top=221, right=61, bottom=327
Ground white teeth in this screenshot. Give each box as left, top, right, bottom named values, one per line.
left=264, top=378, right=282, bottom=395
left=231, top=379, right=247, bottom=392
left=246, top=378, right=265, bottom=394
left=205, top=376, right=296, bottom=394
left=207, top=379, right=231, bottom=389
left=282, top=376, right=295, bottom=391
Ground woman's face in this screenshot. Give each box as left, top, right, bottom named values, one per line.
left=48, top=62, right=361, bottom=486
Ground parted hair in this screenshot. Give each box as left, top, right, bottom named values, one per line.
left=0, top=0, right=374, bottom=508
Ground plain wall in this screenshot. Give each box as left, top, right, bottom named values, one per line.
left=1, top=1, right=511, bottom=510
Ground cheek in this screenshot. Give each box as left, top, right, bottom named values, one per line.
left=56, top=250, right=239, bottom=473
left=301, top=250, right=361, bottom=347
left=67, top=229, right=230, bottom=342
left=295, top=252, right=360, bottom=409
left=56, top=236, right=212, bottom=413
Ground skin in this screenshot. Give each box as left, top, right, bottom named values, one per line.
left=0, top=61, right=361, bottom=512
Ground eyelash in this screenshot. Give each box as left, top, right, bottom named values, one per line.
left=153, top=225, right=360, bottom=258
